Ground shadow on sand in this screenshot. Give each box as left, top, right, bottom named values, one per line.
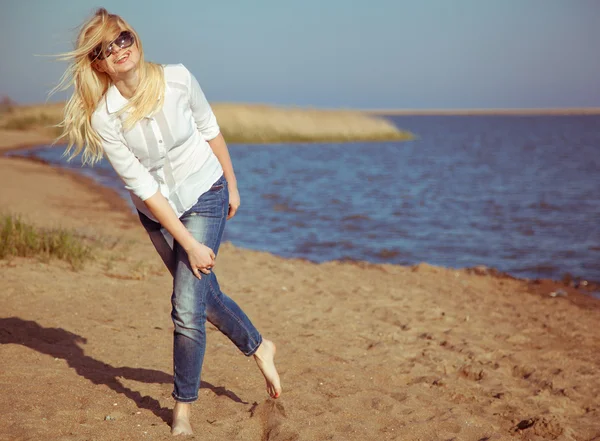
left=0, top=317, right=247, bottom=425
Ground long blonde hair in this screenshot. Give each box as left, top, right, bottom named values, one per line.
left=52, top=8, right=165, bottom=165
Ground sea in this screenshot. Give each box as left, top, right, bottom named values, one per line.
left=11, top=115, right=600, bottom=288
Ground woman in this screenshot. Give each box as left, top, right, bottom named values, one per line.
left=54, top=8, right=281, bottom=436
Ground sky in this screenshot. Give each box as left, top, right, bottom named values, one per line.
left=1, top=0, right=599, bottom=109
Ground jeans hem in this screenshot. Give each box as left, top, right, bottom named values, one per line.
left=172, top=392, right=198, bottom=403
left=244, top=334, right=263, bottom=357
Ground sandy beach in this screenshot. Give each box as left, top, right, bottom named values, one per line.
left=1, top=128, right=599, bottom=441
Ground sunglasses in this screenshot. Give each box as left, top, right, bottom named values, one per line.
left=89, top=30, right=135, bottom=61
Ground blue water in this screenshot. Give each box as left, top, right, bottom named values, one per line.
left=12, top=115, right=600, bottom=284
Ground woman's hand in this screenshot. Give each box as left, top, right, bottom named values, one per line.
left=185, top=240, right=216, bottom=279
left=228, top=186, right=241, bottom=220
left=143, top=191, right=216, bottom=280
left=206, top=134, right=240, bottom=220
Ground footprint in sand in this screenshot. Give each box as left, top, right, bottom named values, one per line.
left=250, top=400, right=299, bottom=441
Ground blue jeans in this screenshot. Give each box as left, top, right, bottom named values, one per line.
left=137, top=175, right=263, bottom=402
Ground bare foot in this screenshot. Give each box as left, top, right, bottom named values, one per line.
left=171, top=402, right=193, bottom=436
left=253, top=339, right=282, bottom=398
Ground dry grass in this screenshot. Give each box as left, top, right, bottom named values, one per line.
left=0, top=102, right=413, bottom=144
left=0, top=102, right=64, bottom=137
left=212, top=103, right=413, bottom=143
left=0, top=213, right=93, bottom=270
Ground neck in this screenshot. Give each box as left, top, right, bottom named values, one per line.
left=113, top=66, right=141, bottom=99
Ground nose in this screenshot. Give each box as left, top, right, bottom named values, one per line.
left=110, top=44, right=124, bottom=56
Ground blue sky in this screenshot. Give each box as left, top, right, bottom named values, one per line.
left=1, top=0, right=599, bottom=109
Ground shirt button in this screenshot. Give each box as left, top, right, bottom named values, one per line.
left=159, top=140, right=163, bottom=143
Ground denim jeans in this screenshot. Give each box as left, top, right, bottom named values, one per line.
left=137, top=175, right=263, bottom=402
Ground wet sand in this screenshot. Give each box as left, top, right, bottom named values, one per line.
left=1, top=128, right=599, bottom=441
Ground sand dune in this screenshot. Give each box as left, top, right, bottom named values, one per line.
left=1, top=134, right=599, bottom=440
left=0, top=102, right=412, bottom=144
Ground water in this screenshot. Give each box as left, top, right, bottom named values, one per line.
left=12, top=115, right=600, bottom=284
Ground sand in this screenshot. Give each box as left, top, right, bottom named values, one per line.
left=1, top=128, right=599, bottom=441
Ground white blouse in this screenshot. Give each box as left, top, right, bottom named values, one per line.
left=91, top=64, right=223, bottom=222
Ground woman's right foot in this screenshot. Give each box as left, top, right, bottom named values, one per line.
left=171, top=401, right=193, bottom=436
left=253, top=339, right=282, bottom=398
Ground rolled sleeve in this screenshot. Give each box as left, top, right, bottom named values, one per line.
left=91, top=113, right=159, bottom=201
left=187, top=67, right=221, bottom=141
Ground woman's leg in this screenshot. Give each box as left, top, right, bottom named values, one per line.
left=138, top=176, right=280, bottom=435
left=138, top=189, right=268, bottom=397
left=170, top=177, right=265, bottom=402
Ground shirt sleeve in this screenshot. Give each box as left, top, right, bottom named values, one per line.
left=91, top=112, right=159, bottom=201
left=186, top=66, right=221, bottom=141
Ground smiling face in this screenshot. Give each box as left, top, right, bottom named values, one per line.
left=90, top=29, right=141, bottom=80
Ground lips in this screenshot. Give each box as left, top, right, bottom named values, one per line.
left=114, top=52, right=130, bottom=64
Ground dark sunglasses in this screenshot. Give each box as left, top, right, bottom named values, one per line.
left=89, top=30, right=135, bottom=61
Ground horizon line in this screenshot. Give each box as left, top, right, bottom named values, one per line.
left=366, top=107, right=600, bottom=116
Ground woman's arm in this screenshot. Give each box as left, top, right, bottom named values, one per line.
left=144, top=190, right=215, bottom=278
left=186, top=66, right=241, bottom=220
left=207, top=133, right=240, bottom=219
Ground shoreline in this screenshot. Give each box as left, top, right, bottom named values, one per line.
left=0, top=129, right=135, bottom=221
left=2, top=128, right=598, bottom=305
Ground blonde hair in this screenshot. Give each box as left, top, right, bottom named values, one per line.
left=52, top=8, right=165, bottom=165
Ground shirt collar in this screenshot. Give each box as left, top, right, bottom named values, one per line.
left=105, top=84, right=129, bottom=114
left=105, top=82, right=168, bottom=116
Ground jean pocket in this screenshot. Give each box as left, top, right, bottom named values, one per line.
left=208, top=184, right=224, bottom=193
left=208, top=176, right=226, bottom=192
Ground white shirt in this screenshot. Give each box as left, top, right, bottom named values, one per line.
left=91, top=64, right=223, bottom=222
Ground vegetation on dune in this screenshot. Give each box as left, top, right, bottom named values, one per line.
left=0, top=99, right=64, bottom=137
left=212, top=103, right=413, bottom=143
left=2, top=112, right=60, bottom=131
left=0, top=214, right=93, bottom=270
left=0, top=99, right=413, bottom=144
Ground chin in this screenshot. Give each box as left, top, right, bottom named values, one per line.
left=114, top=61, right=138, bottom=74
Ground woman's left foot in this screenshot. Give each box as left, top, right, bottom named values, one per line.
left=253, top=339, right=282, bottom=398
left=171, top=402, right=193, bottom=436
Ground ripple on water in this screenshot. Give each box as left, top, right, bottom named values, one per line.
left=272, top=202, right=305, bottom=214
left=294, top=240, right=354, bottom=256
left=341, top=214, right=371, bottom=222
left=375, top=248, right=401, bottom=259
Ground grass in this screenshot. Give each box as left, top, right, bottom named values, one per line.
left=0, top=102, right=64, bottom=137
left=0, top=214, right=92, bottom=270
left=0, top=101, right=413, bottom=143
left=2, top=113, right=58, bottom=130
left=212, top=103, right=414, bottom=143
